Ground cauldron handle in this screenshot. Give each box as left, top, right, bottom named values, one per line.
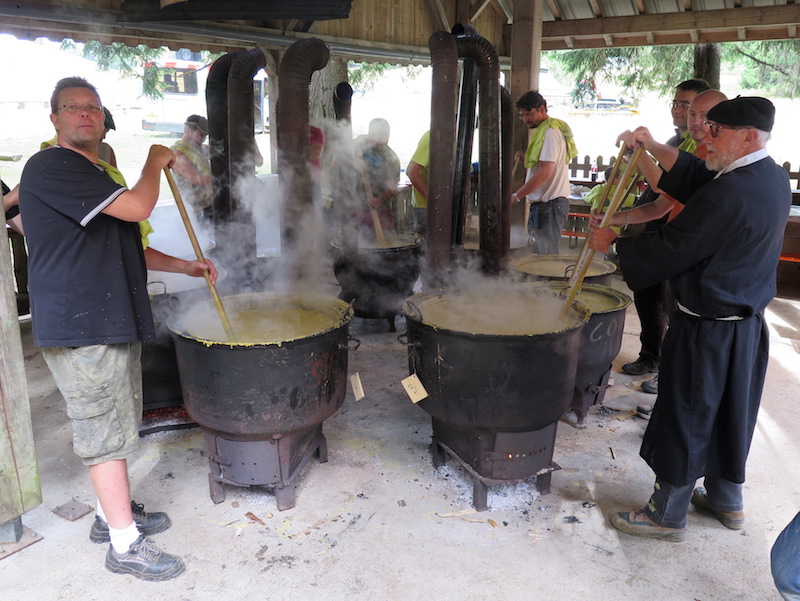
left=340, top=335, right=361, bottom=351
left=396, top=333, right=421, bottom=348
left=404, top=299, right=422, bottom=321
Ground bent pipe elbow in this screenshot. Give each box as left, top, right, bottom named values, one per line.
left=279, top=38, right=330, bottom=88
left=334, top=81, right=353, bottom=121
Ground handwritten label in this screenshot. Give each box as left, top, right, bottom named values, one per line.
left=350, top=373, right=365, bottom=401
left=401, top=374, right=429, bottom=404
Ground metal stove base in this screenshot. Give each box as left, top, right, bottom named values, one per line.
left=430, top=419, right=560, bottom=512
left=204, top=424, right=327, bottom=511
left=572, top=365, right=613, bottom=425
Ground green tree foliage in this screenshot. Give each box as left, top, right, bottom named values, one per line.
left=546, top=41, right=800, bottom=103
left=347, top=62, right=421, bottom=90
left=728, top=40, right=800, bottom=97
left=60, top=40, right=222, bottom=100
left=60, top=40, right=167, bottom=99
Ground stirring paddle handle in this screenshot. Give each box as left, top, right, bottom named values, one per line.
left=360, top=166, right=388, bottom=247
left=163, top=167, right=236, bottom=341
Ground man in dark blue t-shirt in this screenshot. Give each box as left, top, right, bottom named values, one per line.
left=19, top=76, right=214, bottom=582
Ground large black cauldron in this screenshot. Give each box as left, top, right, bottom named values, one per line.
left=545, top=283, right=631, bottom=424
left=332, top=234, right=422, bottom=331
left=168, top=292, right=353, bottom=509
left=402, top=284, right=588, bottom=432
left=511, top=254, right=617, bottom=286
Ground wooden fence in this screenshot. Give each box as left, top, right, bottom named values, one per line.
left=569, top=154, right=800, bottom=192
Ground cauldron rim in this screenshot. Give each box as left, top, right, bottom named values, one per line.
left=543, top=283, right=632, bottom=316
left=330, top=233, right=422, bottom=255
left=402, top=285, right=590, bottom=341
left=167, top=291, right=354, bottom=349
left=510, top=254, right=616, bottom=279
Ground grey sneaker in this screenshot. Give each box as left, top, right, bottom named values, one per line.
left=90, top=500, right=171, bottom=544
left=641, top=375, right=659, bottom=395
left=105, top=535, right=185, bottom=581
left=621, top=358, right=659, bottom=376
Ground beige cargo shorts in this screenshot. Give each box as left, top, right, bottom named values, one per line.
left=42, top=342, right=143, bottom=466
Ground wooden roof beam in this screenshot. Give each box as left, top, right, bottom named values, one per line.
left=589, top=0, right=603, bottom=18
left=495, top=0, right=513, bottom=24
left=470, top=0, right=492, bottom=22
left=546, top=0, right=562, bottom=21
left=427, top=0, right=451, bottom=31
left=543, top=5, right=800, bottom=38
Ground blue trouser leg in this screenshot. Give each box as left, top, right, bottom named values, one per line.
left=703, top=476, right=743, bottom=512
left=644, top=478, right=694, bottom=529
left=772, top=512, right=800, bottom=600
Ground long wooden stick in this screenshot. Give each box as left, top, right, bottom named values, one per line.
left=567, top=145, right=628, bottom=287
left=163, top=167, right=236, bottom=341
left=561, top=146, right=643, bottom=315
left=359, top=167, right=387, bottom=247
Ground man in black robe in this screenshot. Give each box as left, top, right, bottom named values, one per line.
left=589, top=97, right=791, bottom=541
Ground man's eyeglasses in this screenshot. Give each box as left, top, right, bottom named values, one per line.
left=703, top=121, right=752, bottom=138
left=59, top=103, right=103, bottom=115
left=670, top=101, right=691, bottom=109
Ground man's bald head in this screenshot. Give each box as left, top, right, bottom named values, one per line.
left=688, top=90, right=728, bottom=143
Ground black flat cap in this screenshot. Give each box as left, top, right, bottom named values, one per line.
left=103, top=107, right=116, bottom=131
left=706, top=96, right=774, bottom=132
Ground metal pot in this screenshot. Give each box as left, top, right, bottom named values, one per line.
left=510, top=254, right=617, bottom=286
left=168, top=291, right=354, bottom=438
left=402, top=283, right=589, bottom=432
left=142, top=268, right=225, bottom=410
left=332, top=233, right=422, bottom=330
left=544, top=283, right=631, bottom=423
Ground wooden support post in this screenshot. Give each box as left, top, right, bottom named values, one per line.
left=0, top=224, right=42, bottom=528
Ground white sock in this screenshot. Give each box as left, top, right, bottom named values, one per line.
left=109, top=522, right=141, bottom=554
left=96, top=498, right=108, bottom=523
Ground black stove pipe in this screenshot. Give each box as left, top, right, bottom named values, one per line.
left=206, top=51, right=241, bottom=226
left=225, top=48, right=267, bottom=279
left=450, top=24, right=479, bottom=247
left=332, top=82, right=358, bottom=256
left=277, top=38, right=330, bottom=279
left=453, top=33, right=503, bottom=275
left=426, top=31, right=459, bottom=284
left=500, top=86, right=514, bottom=258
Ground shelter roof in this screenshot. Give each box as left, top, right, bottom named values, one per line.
left=0, top=0, right=797, bottom=62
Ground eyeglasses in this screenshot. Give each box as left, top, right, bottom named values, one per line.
left=670, top=101, right=691, bottom=109
left=703, top=121, right=752, bottom=138
left=58, top=103, right=103, bottom=115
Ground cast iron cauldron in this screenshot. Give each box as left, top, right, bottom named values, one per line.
left=545, top=283, right=631, bottom=423
left=168, top=292, right=354, bottom=438
left=142, top=267, right=226, bottom=410
left=332, top=233, right=422, bottom=331
left=402, top=283, right=589, bottom=432
left=511, top=254, right=616, bottom=286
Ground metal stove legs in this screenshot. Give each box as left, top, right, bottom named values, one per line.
left=572, top=365, right=613, bottom=425
left=204, top=426, right=328, bottom=510
left=431, top=436, right=559, bottom=512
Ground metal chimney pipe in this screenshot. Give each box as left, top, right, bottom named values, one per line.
left=426, top=31, right=459, bottom=284
left=453, top=33, right=502, bottom=275
left=276, top=38, right=330, bottom=273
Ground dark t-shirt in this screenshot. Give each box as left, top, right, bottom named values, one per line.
left=19, top=146, right=155, bottom=347
left=2, top=178, right=19, bottom=220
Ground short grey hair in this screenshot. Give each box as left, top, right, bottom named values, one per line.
left=50, top=77, right=100, bottom=114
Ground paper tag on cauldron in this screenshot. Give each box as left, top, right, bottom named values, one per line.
left=350, top=373, right=365, bottom=401
left=402, top=374, right=428, bottom=404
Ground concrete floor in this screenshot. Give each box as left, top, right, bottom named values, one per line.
left=3, top=250, right=800, bottom=601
